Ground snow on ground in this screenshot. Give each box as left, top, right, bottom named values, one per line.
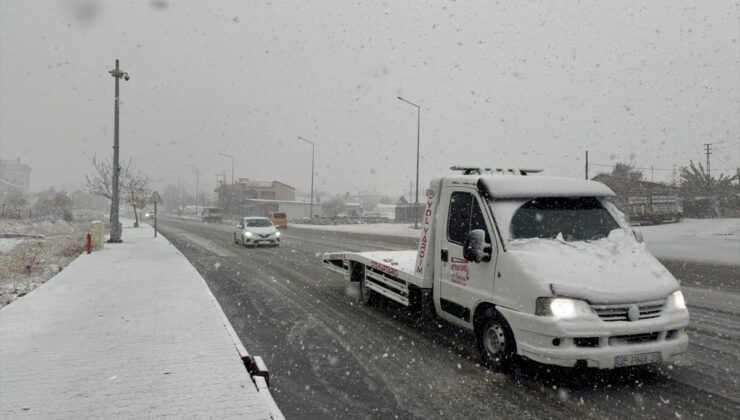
left=635, top=218, right=740, bottom=265
left=0, top=238, right=22, bottom=253
left=0, top=218, right=97, bottom=308
left=293, top=218, right=740, bottom=265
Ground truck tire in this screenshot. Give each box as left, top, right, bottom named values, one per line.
left=476, top=309, right=516, bottom=371
left=359, top=277, right=378, bottom=306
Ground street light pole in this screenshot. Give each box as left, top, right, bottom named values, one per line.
left=187, top=164, right=199, bottom=216
left=297, top=136, right=315, bottom=221
left=218, top=152, right=235, bottom=184
left=170, top=171, right=182, bottom=215
left=397, top=96, right=421, bottom=229
left=108, top=59, right=129, bottom=243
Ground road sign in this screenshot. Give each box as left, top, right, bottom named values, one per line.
left=149, top=191, right=162, bottom=204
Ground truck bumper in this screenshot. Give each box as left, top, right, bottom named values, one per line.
left=497, top=307, right=689, bottom=369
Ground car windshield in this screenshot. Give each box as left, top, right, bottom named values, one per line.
left=244, top=219, right=273, bottom=228
left=494, top=197, right=620, bottom=242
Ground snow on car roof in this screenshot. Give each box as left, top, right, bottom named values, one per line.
left=478, top=175, right=615, bottom=199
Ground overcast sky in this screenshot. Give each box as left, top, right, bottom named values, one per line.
left=1, top=0, right=738, bottom=199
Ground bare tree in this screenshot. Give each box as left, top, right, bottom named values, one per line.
left=83, top=155, right=131, bottom=201
left=84, top=155, right=152, bottom=225
left=123, top=169, right=151, bottom=227
left=2, top=190, right=27, bottom=218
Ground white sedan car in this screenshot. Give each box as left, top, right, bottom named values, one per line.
left=233, top=217, right=281, bottom=247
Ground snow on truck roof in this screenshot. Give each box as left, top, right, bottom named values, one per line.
left=477, top=175, right=615, bottom=199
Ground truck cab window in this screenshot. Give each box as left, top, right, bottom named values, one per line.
left=447, top=192, right=488, bottom=245
left=510, top=197, right=619, bottom=242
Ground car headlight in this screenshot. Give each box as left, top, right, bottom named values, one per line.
left=244, top=232, right=253, bottom=238
left=665, top=290, right=686, bottom=310
left=275, top=231, right=281, bottom=237
left=535, top=297, right=593, bottom=319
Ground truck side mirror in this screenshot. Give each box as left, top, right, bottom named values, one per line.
left=463, top=229, right=492, bottom=263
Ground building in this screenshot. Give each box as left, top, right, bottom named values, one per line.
left=216, top=178, right=319, bottom=219
left=0, top=158, right=31, bottom=193
left=395, top=196, right=423, bottom=222
left=229, top=178, right=295, bottom=201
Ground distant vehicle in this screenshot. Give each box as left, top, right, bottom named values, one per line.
left=201, top=207, right=223, bottom=223
left=233, top=217, right=281, bottom=247
left=625, top=194, right=682, bottom=225
left=143, top=211, right=154, bottom=219
left=323, top=167, right=689, bottom=370
left=269, top=212, right=288, bottom=228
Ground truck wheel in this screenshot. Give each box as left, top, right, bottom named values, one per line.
left=359, top=277, right=377, bottom=306
left=476, top=309, right=516, bottom=370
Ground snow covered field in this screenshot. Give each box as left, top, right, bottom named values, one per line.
left=0, top=218, right=88, bottom=308
left=636, top=218, right=740, bottom=265
left=293, top=218, right=740, bottom=265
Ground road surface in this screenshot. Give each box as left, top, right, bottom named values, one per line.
left=157, top=216, right=739, bottom=419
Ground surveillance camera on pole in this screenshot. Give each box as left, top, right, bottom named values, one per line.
left=108, top=59, right=129, bottom=243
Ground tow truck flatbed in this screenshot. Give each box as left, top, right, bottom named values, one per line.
left=323, top=250, right=423, bottom=306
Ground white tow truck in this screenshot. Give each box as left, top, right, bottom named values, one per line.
left=322, top=167, right=689, bottom=369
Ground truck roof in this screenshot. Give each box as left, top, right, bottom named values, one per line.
left=475, top=175, right=616, bottom=199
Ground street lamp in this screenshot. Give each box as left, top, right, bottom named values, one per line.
left=187, top=164, right=199, bottom=216
left=170, top=171, right=182, bottom=215
left=218, top=152, right=235, bottom=184
left=108, top=59, right=129, bottom=243
left=297, top=136, right=315, bottom=221
left=397, top=96, right=421, bottom=229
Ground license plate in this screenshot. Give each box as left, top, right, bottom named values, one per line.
left=614, top=352, right=662, bottom=367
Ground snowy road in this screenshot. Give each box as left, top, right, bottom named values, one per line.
left=157, top=216, right=739, bottom=420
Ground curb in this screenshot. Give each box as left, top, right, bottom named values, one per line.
left=157, top=229, right=286, bottom=420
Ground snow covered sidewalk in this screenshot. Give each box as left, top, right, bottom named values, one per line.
left=0, top=223, right=283, bottom=419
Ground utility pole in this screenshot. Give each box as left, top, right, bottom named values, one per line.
left=651, top=165, right=654, bottom=183
left=297, top=137, right=315, bottom=221
left=704, top=143, right=712, bottom=177
left=187, top=164, right=199, bottom=216
left=585, top=150, right=589, bottom=179
left=108, top=59, right=129, bottom=243
left=218, top=152, right=235, bottom=184
left=178, top=175, right=182, bottom=215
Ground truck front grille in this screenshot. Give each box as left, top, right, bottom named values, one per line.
left=591, top=300, right=665, bottom=322
left=609, top=332, right=659, bottom=345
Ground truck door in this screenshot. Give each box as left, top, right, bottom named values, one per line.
left=437, top=188, right=498, bottom=326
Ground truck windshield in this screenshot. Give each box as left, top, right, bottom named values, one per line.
left=500, top=197, right=620, bottom=242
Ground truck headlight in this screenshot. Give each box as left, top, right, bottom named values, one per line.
left=244, top=232, right=253, bottom=238
left=536, top=297, right=593, bottom=319
left=665, top=290, right=686, bottom=310
left=275, top=231, right=281, bottom=237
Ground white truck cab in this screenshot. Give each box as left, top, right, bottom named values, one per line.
left=323, top=168, right=689, bottom=369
